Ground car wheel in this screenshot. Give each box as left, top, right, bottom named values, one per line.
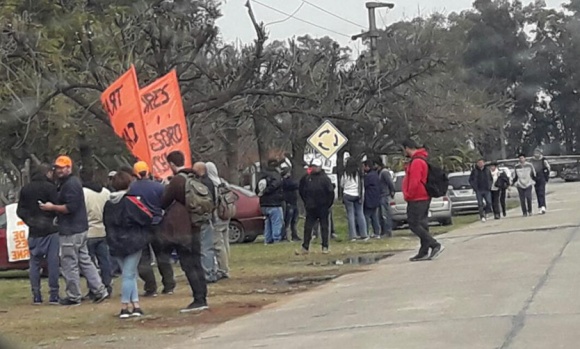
left=228, top=221, right=246, bottom=244
left=440, top=218, right=453, bottom=226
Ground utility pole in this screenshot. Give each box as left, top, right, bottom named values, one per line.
left=352, top=2, right=394, bottom=72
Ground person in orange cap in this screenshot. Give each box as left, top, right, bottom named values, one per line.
left=128, top=161, right=175, bottom=296
left=40, top=155, right=109, bottom=305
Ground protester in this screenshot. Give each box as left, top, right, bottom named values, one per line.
left=530, top=148, right=550, bottom=214
left=282, top=167, right=301, bottom=242
left=513, top=154, right=536, bottom=217
left=296, top=159, right=334, bottom=254
left=402, top=140, right=444, bottom=261
left=106, top=171, right=117, bottom=192
left=80, top=168, right=113, bottom=299
left=341, top=157, right=368, bottom=241
left=17, top=164, right=60, bottom=305
left=162, top=151, right=209, bottom=312
left=39, top=155, right=108, bottom=305
left=469, top=159, right=493, bottom=222
left=363, top=160, right=381, bottom=238
left=489, top=162, right=502, bottom=220
left=496, top=167, right=511, bottom=217
left=376, top=159, right=395, bottom=237
left=206, top=162, right=231, bottom=280
left=256, top=159, right=284, bottom=244
left=103, top=172, right=153, bottom=318
left=129, top=161, right=175, bottom=297
left=192, top=162, right=219, bottom=283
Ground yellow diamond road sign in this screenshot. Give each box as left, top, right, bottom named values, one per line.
left=307, top=120, right=348, bottom=160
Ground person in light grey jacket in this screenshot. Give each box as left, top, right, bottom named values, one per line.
left=513, top=154, right=536, bottom=217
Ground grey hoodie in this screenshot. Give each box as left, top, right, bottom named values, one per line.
left=514, top=162, right=536, bottom=189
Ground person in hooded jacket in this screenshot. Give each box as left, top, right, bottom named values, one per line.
left=104, top=171, right=153, bottom=319
left=469, top=159, right=493, bottom=222
left=256, top=159, right=284, bottom=244
left=80, top=168, right=113, bottom=299
left=17, top=164, right=60, bottom=305
left=363, top=160, right=382, bottom=238
left=296, top=159, right=334, bottom=254
left=282, top=167, right=301, bottom=242
left=206, top=162, right=231, bottom=280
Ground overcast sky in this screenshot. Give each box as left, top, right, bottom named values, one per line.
left=217, top=0, right=564, bottom=53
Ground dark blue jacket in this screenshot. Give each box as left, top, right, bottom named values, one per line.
left=57, top=175, right=89, bottom=235
left=17, top=172, right=58, bottom=238
left=364, top=170, right=381, bottom=209
left=128, top=179, right=165, bottom=225
left=282, top=177, right=300, bottom=206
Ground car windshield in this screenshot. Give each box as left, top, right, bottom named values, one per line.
left=230, top=185, right=256, bottom=197
left=394, top=175, right=405, bottom=192
left=449, top=175, right=471, bottom=190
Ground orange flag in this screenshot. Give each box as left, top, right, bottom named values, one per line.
left=140, top=70, right=191, bottom=178
left=101, top=65, right=150, bottom=163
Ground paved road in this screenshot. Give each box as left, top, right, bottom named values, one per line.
left=169, top=182, right=580, bottom=349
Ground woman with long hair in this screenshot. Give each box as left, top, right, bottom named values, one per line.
left=341, top=157, right=368, bottom=241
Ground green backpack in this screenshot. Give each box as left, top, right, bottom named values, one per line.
left=179, top=173, right=215, bottom=225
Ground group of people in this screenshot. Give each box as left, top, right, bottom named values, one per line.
left=17, top=151, right=232, bottom=318
left=469, top=148, right=551, bottom=221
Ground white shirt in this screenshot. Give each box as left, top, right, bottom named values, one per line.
left=341, top=174, right=361, bottom=197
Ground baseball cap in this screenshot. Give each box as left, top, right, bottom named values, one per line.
left=133, top=161, right=150, bottom=177
left=54, top=155, right=73, bottom=168
left=108, top=171, right=117, bottom=178
left=311, top=158, right=323, bottom=167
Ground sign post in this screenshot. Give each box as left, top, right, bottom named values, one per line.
left=307, top=120, right=348, bottom=160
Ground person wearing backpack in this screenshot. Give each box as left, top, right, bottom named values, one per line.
left=206, top=162, right=236, bottom=280
left=256, top=159, right=284, bottom=244
left=160, top=151, right=210, bottom=313
left=496, top=169, right=511, bottom=217
left=530, top=148, right=550, bottom=214
left=402, top=140, right=444, bottom=262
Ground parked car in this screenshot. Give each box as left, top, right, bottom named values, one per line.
left=390, top=172, right=453, bottom=228
left=0, top=206, right=29, bottom=271
left=228, top=185, right=265, bottom=244
left=447, top=171, right=480, bottom=213
left=561, top=167, right=580, bottom=182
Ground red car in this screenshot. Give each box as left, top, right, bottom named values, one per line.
left=228, top=185, right=265, bottom=244
left=0, top=206, right=29, bottom=271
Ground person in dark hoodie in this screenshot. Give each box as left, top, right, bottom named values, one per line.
left=469, top=159, right=493, bottom=222
left=296, top=159, right=334, bottom=254
left=17, top=164, right=60, bottom=305
left=282, top=167, right=301, bottom=242
left=256, top=159, right=284, bottom=244
left=80, top=168, right=113, bottom=299
left=161, top=151, right=209, bottom=313
left=104, top=171, right=153, bottom=319
left=363, top=160, right=382, bottom=238
left=129, top=161, right=175, bottom=297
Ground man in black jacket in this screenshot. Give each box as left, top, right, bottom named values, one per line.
left=282, top=168, right=301, bottom=242
left=469, top=159, right=493, bottom=222
left=297, top=159, right=334, bottom=254
left=256, top=159, right=284, bottom=244
left=17, top=164, right=60, bottom=305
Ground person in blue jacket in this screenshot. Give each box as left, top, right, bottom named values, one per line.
left=363, top=160, right=381, bottom=238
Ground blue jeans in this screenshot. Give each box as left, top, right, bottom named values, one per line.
left=379, top=196, right=393, bottom=237
left=116, top=250, right=142, bottom=304
left=88, top=238, right=112, bottom=291
left=201, top=221, right=218, bottom=282
left=262, top=207, right=283, bottom=243
left=343, top=194, right=368, bottom=239
left=28, top=233, right=60, bottom=299
left=476, top=190, right=493, bottom=218
left=364, top=207, right=381, bottom=236
left=284, top=203, right=299, bottom=239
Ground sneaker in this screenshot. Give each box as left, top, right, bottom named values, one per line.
left=59, top=298, right=81, bottom=306
left=494, top=215, right=500, bottom=220
left=82, top=291, right=96, bottom=301
left=350, top=238, right=357, bottom=242
left=374, top=235, right=382, bottom=239
left=49, top=296, right=60, bottom=305
left=294, top=248, right=309, bottom=255
left=540, top=207, right=546, bottom=214
left=161, top=288, right=175, bottom=295
left=481, top=217, right=487, bottom=223
left=322, top=247, right=330, bottom=254
left=143, top=290, right=158, bottom=298
left=361, top=237, right=370, bottom=242
left=409, top=253, right=430, bottom=262
left=33, top=295, right=42, bottom=305
left=93, top=291, right=109, bottom=304
left=291, top=236, right=302, bottom=242
left=429, top=245, right=445, bottom=260
left=331, top=233, right=338, bottom=240
left=119, top=309, right=132, bottom=319
left=180, top=301, right=209, bottom=313
left=131, top=308, right=144, bottom=317
left=523, top=213, right=528, bottom=217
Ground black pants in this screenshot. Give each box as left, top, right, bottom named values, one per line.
left=176, top=230, right=208, bottom=303
left=517, top=187, right=533, bottom=215
left=535, top=179, right=547, bottom=208
left=139, top=226, right=176, bottom=293
left=303, top=208, right=330, bottom=250
left=407, top=200, right=439, bottom=255
left=284, top=203, right=299, bottom=239
left=491, top=191, right=501, bottom=218
left=499, top=188, right=507, bottom=216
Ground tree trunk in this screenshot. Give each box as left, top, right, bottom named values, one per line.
left=253, top=115, right=269, bottom=168
left=223, top=125, right=240, bottom=184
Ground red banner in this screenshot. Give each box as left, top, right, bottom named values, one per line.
left=101, top=65, right=150, bottom=163
left=140, top=70, right=191, bottom=179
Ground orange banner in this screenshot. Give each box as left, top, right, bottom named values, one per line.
left=140, top=70, right=191, bottom=178
left=101, top=65, right=150, bottom=163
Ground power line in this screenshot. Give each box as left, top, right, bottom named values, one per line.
left=252, top=0, right=351, bottom=39
left=265, top=2, right=305, bottom=27
left=301, top=0, right=366, bottom=30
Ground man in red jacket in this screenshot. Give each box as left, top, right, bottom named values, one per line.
left=402, top=140, right=444, bottom=261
